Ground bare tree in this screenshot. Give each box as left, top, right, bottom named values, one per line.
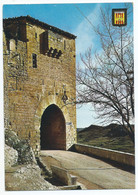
left=76, top=6, right=134, bottom=143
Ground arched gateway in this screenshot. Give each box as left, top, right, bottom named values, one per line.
left=34, top=93, right=76, bottom=154
left=40, top=104, right=66, bottom=150
left=4, top=16, right=77, bottom=156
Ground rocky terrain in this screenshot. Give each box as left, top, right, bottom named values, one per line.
left=5, top=129, right=58, bottom=191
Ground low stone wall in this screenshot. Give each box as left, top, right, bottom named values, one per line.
left=51, top=165, right=77, bottom=186
left=73, top=144, right=135, bottom=167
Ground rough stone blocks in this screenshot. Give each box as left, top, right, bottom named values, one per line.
left=3, top=16, right=77, bottom=155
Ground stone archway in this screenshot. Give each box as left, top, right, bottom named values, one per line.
left=34, top=93, right=76, bottom=153
left=40, top=104, right=66, bottom=150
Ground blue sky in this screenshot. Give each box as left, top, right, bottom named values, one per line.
left=3, top=2, right=133, bottom=128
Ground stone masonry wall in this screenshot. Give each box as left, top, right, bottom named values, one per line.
left=3, top=17, right=76, bottom=155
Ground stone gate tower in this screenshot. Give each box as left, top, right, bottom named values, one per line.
left=3, top=16, right=77, bottom=155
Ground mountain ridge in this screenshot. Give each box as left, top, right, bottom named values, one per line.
left=77, top=123, right=134, bottom=154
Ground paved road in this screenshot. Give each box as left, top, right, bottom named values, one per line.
left=40, top=150, right=135, bottom=190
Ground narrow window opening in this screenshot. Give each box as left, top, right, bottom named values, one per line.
left=64, top=40, right=66, bottom=50
left=35, top=32, right=37, bottom=39
left=32, top=53, right=37, bottom=68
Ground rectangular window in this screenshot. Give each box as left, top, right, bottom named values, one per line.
left=32, top=53, right=37, bottom=68
left=35, top=32, right=37, bottom=39
left=64, top=40, right=66, bottom=50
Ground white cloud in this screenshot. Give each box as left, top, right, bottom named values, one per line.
left=73, top=4, right=101, bottom=56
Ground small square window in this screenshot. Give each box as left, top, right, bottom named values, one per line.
left=32, top=53, right=37, bottom=68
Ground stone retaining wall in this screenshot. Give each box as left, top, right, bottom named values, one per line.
left=73, top=144, right=135, bottom=167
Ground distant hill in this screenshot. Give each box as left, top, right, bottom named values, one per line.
left=77, top=128, right=84, bottom=132
left=77, top=124, right=134, bottom=154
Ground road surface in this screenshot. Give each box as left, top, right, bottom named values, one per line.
left=40, top=150, right=135, bottom=189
